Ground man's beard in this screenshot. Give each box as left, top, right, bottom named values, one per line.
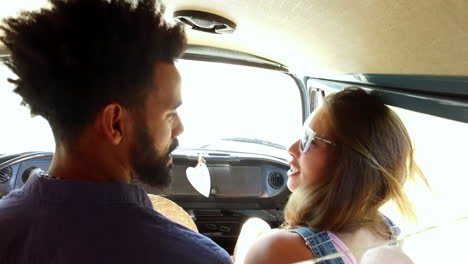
left=130, top=120, right=179, bottom=190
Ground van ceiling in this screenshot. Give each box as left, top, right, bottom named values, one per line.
left=1, top=0, right=468, bottom=76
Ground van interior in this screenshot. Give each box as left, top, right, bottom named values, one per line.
left=1, top=1, right=468, bottom=263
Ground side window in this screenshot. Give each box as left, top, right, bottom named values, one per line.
left=381, top=107, right=468, bottom=263
left=305, top=83, right=468, bottom=262
left=308, top=87, right=325, bottom=113
left=0, top=63, right=55, bottom=153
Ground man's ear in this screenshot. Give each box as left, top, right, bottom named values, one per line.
left=96, top=103, right=128, bottom=145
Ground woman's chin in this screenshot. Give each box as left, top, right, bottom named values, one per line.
left=287, top=179, right=298, bottom=192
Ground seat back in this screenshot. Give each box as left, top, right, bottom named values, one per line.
left=147, top=194, right=198, bottom=232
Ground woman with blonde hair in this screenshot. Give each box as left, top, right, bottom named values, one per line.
left=238, top=87, right=424, bottom=264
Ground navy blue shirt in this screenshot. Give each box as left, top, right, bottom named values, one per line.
left=0, top=173, right=232, bottom=264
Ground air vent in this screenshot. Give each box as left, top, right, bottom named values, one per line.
left=268, top=171, right=284, bottom=189
left=0, top=167, right=13, bottom=183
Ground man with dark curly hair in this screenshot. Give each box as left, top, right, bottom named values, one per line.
left=0, top=0, right=232, bottom=263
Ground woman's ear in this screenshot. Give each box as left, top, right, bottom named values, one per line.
left=96, top=103, right=127, bottom=145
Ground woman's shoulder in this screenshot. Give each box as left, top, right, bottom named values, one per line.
left=259, top=228, right=303, bottom=243
left=361, top=246, right=414, bottom=264
left=243, top=229, right=315, bottom=264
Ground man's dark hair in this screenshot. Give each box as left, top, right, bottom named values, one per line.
left=0, top=0, right=186, bottom=142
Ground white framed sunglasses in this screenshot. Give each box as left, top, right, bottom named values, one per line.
left=300, top=126, right=335, bottom=152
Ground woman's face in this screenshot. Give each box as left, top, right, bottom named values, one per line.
left=287, top=106, right=335, bottom=192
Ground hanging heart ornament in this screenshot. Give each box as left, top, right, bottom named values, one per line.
left=186, top=155, right=211, bottom=197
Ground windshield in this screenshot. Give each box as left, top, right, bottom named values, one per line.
left=0, top=60, right=303, bottom=158
left=176, top=60, right=302, bottom=157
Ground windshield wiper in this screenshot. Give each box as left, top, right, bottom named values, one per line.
left=219, top=137, right=287, bottom=150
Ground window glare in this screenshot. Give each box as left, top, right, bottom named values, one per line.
left=381, top=107, right=468, bottom=263
left=0, top=64, right=54, bottom=153
left=175, top=60, right=303, bottom=153
left=0, top=61, right=302, bottom=156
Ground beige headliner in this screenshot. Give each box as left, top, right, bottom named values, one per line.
left=1, top=0, right=468, bottom=75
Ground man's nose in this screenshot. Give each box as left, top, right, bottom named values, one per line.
left=173, top=114, right=184, bottom=138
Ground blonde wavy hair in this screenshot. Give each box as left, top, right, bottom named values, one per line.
left=284, top=88, right=426, bottom=237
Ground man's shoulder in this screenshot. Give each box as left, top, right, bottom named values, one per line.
left=0, top=200, right=232, bottom=264
left=127, top=208, right=232, bottom=263
left=0, top=190, right=28, bottom=218
left=0, top=190, right=232, bottom=263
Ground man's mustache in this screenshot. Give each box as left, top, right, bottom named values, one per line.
left=168, top=138, right=179, bottom=154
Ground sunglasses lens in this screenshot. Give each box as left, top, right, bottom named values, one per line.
left=301, top=128, right=312, bottom=152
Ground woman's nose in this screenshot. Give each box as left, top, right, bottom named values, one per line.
left=287, top=140, right=300, bottom=158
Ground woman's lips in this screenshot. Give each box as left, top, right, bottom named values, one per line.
left=287, top=169, right=299, bottom=177
left=288, top=163, right=300, bottom=177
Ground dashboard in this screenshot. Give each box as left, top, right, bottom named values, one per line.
left=0, top=150, right=290, bottom=253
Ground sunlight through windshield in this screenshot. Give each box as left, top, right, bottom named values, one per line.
left=0, top=60, right=303, bottom=158
left=175, top=60, right=302, bottom=156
